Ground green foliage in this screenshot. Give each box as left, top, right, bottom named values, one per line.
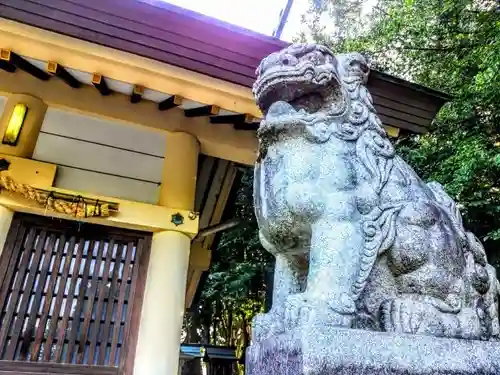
left=184, top=169, right=271, bottom=363
left=296, top=0, right=369, bottom=48
left=203, top=169, right=271, bottom=313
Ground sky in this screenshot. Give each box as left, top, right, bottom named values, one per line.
left=165, top=0, right=310, bottom=41
left=164, top=0, right=377, bottom=42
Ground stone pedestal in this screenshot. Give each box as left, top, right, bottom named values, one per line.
left=246, top=328, right=500, bottom=375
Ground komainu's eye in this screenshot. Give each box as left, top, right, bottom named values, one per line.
left=281, top=54, right=297, bottom=66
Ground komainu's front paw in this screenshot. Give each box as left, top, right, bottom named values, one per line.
left=284, top=293, right=355, bottom=331
left=284, top=293, right=308, bottom=331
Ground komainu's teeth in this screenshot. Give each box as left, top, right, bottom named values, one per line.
left=267, top=101, right=296, bottom=118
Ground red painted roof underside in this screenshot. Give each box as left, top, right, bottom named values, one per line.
left=0, top=0, right=289, bottom=87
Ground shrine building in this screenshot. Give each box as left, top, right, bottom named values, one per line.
left=0, top=1, right=448, bottom=375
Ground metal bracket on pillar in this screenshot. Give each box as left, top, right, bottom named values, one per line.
left=171, top=212, right=184, bottom=226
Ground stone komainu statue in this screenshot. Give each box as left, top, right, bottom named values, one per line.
left=252, top=43, right=500, bottom=342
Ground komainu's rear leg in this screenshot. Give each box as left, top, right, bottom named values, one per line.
left=379, top=296, right=461, bottom=337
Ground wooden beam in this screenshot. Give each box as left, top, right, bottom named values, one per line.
left=0, top=69, right=259, bottom=165
left=184, top=105, right=219, bottom=118
left=189, top=242, right=212, bottom=270
left=185, top=242, right=211, bottom=308
left=92, top=73, right=111, bottom=96
left=1, top=49, right=50, bottom=81
left=187, top=158, right=238, bottom=308
left=158, top=95, right=183, bottom=111
left=202, top=163, right=237, bottom=250
left=210, top=113, right=253, bottom=124
left=0, top=156, right=199, bottom=236
left=234, top=121, right=260, bottom=131
left=0, top=59, right=16, bottom=73
left=0, top=154, right=56, bottom=187
left=185, top=268, right=204, bottom=308
left=196, top=219, right=241, bottom=239
left=131, top=85, right=144, bottom=104
left=47, top=61, right=81, bottom=89
left=0, top=188, right=198, bottom=236
left=198, top=160, right=229, bottom=230
left=0, top=19, right=261, bottom=117
left=194, top=156, right=216, bottom=213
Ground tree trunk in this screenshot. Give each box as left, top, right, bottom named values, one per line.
left=181, top=313, right=202, bottom=375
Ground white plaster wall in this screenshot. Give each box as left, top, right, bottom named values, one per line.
left=33, top=107, right=167, bottom=203
left=39, top=107, right=166, bottom=155
left=55, top=166, right=160, bottom=204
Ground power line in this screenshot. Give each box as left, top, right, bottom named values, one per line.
left=273, top=0, right=295, bottom=38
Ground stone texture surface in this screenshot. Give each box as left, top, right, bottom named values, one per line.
left=250, top=43, right=500, bottom=345
left=247, top=328, right=500, bottom=375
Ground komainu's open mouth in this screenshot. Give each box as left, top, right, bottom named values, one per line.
left=252, top=44, right=345, bottom=117
left=254, top=63, right=341, bottom=115
left=253, top=64, right=316, bottom=111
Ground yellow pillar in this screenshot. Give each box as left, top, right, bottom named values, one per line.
left=0, top=94, right=47, bottom=157
left=0, top=205, right=14, bottom=259
left=158, top=132, right=199, bottom=210
left=0, top=94, right=44, bottom=258
left=134, top=132, right=199, bottom=375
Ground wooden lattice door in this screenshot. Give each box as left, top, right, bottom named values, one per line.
left=0, top=213, right=151, bottom=374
